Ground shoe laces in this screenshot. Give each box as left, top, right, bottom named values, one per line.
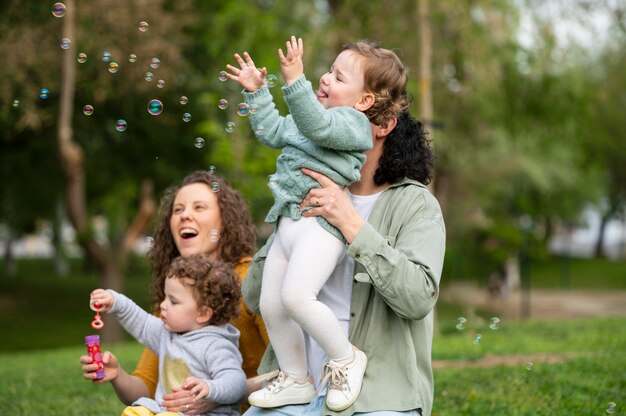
left=264, top=371, right=287, bottom=392
left=321, top=361, right=349, bottom=392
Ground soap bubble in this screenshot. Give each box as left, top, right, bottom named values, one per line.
left=237, top=103, right=249, bottom=117
left=489, top=317, right=501, bottom=330
left=150, top=58, right=160, bottom=69
left=211, top=182, right=221, bottom=192
left=108, top=62, right=119, bottom=74
left=218, top=99, right=228, bottom=110
left=194, top=137, right=205, bottom=148
left=607, top=402, right=617, bottom=414
left=129, top=53, right=137, bottom=63
left=179, top=96, right=189, bottom=105
left=39, top=88, right=49, bottom=100
left=157, top=79, right=165, bottom=88
left=249, top=104, right=258, bottom=114
left=60, top=38, right=71, bottom=50
left=526, top=362, right=534, bottom=371
left=208, top=165, right=216, bottom=174
left=52, top=3, right=66, bottom=17
left=182, top=113, right=191, bottom=122
left=225, top=121, right=235, bottom=133
left=138, top=21, right=149, bottom=32
left=266, top=74, right=278, bottom=88
left=12, top=99, right=20, bottom=108
left=144, top=72, right=153, bottom=81
left=83, top=105, right=94, bottom=116
left=77, top=52, right=87, bottom=63
left=473, top=334, right=482, bottom=344
left=218, top=71, right=228, bottom=82
left=209, top=228, right=220, bottom=242
left=145, top=236, right=154, bottom=248
left=455, top=317, right=466, bottom=330
left=102, top=51, right=112, bottom=63
left=147, top=99, right=163, bottom=116
left=115, top=119, right=127, bottom=132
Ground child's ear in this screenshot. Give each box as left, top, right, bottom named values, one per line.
left=354, top=93, right=375, bottom=112
left=197, top=307, right=213, bottom=325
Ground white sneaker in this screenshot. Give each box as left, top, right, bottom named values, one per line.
left=322, top=346, right=368, bottom=411
left=248, top=371, right=317, bottom=408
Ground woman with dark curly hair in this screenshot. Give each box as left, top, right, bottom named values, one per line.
left=89, top=253, right=246, bottom=416
left=242, top=110, right=446, bottom=416
left=81, top=171, right=269, bottom=415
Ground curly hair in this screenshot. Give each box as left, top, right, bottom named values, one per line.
left=148, top=171, right=255, bottom=310
left=374, top=111, right=435, bottom=186
left=166, top=254, right=241, bottom=326
left=342, top=40, right=410, bottom=126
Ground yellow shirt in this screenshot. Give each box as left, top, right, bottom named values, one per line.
left=132, top=257, right=269, bottom=398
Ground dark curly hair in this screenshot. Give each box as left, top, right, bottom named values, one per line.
left=342, top=40, right=410, bottom=126
left=374, top=111, right=435, bottom=186
left=166, top=254, right=241, bottom=326
left=148, top=171, right=255, bottom=310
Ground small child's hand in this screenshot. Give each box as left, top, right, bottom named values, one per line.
left=278, top=35, right=304, bottom=85
left=181, top=376, right=210, bottom=401
left=90, top=289, right=114, bottom=313
left=225, top=52, right=267, bottom=93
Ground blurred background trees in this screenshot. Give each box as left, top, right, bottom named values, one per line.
left=1, top=0, right=625, bottom=339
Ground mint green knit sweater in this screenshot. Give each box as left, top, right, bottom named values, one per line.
left=242, top=75, right=372, bottom=240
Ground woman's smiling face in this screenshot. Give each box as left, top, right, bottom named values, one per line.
left=169, top=183, right=222, bottom=259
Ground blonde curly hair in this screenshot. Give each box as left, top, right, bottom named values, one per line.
left=343, top=40, right=409, bottom=126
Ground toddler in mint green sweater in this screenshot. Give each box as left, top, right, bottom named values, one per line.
left=225, top=36, right=407, bottom=411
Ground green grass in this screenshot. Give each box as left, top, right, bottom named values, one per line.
left=0, top=317, right=624, bottom=415
left=0, top=342, right=144, bottom=415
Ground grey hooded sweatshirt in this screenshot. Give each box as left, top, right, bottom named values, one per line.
left=108, top=290, right=247, bottom=416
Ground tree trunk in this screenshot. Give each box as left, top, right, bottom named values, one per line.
left=53, top=197, right=69, bottom=277
left=2, top=229, right=17, bottom=277
left=56, top=0, right=126, bottom=342
left=594, top=212, right=609, bottom=258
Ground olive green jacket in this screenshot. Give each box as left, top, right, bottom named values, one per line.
left=243, top=178, right=446, bottom=416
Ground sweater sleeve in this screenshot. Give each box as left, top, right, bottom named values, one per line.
left=242, top=86, right=291, bottom=149
left=108, top=290, right=164, bottom=353
left=203, top=338, right=248, bottom=404
left=282, top=75, right=372, bottom=152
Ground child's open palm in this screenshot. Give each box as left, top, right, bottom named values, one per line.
left=278, top=36, right=304, bottom=85
left=225, top=52, right=267, bottom=93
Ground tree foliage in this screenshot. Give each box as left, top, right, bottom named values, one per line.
left=1, top=0, right=624, bottom=285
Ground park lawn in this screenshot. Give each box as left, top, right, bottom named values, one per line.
left=0, top=316, right=624, bottom=416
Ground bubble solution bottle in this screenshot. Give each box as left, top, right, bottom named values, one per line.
left=85, top=335, right=105, bottom=380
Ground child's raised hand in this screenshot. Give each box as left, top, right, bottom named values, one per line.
left=181, top=376, right=210, bottom=401
left=225, top=52, right=267, bottom=93
left=278, top=35, right=304, bottom=85
left=89, top=289, right=113, bottom=313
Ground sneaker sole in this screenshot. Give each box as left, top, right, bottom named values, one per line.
left=249, top=390, right=317, bottom=408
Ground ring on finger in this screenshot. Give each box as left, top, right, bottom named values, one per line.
left=315, top=198, right=321, bottom=207
left=186, top=404, right=190, bottom=410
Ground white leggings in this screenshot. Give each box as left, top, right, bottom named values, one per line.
left=260, top=216, right=353, bottom=381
